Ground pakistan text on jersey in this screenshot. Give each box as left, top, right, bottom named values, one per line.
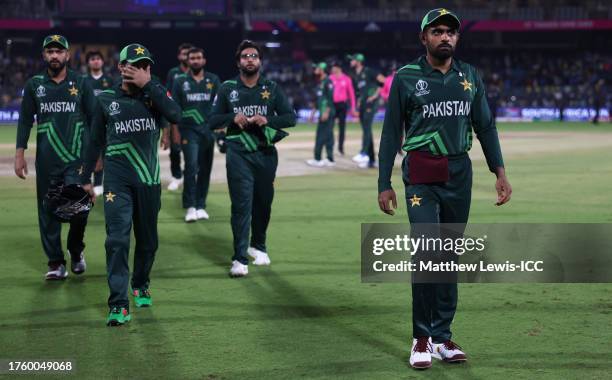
left=186, top=93, right=212, bottom=102
left=114, top=118, right=157, bottom=134
left=422, top=101, right=471, bottom=119
left=40, top=102, right=77, bottom=113
left=233, top=105, right=268, bottom=116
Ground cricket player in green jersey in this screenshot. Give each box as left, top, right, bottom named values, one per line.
left=83, top=50, right=114, bottom=197
left=171, top=47, right=221, bottom=223
left=15, top=34, right=93, bottom=280
left=82, top=43, right=181, bottom=326
left=209, top=40, right=296, bottom=277
left=306, top=62, right=336, bottom=167
left=377, top=9, right=512, bottom=369
left=349, top=53, right=381, bottom=169
left=165, top=43, right=194, bottom=192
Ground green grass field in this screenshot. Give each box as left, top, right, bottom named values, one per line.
left=1, top=122, right=611, bottom=379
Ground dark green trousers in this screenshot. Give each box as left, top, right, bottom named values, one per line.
left=402, top=152, right=472, bottom=342
left=35, top=163, right=88, bottom=265
left=181, top=128, right=214, bottom=209
left=103, top=183, right=161, bottom=309
left=314, top=117, right=335, bottom=161
left=359, top=102, right=376, bottom=162
left=226, top=144, right=277, bottom=265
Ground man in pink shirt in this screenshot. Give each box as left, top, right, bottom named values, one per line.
left=329, top=62, right=356, bottom=155
left=379, top=71, right=395, bottom=103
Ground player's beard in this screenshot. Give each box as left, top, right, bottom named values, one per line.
left=47, top=59, right=67, bottom=76
left=239, top=63, right=260, bottom=78
left=429, top=42, right=454, bottom=60
left=190, top=65, right=203, bottom=75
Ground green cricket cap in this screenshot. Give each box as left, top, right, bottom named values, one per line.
left=420, top=8, right=461, bottom=31
left=312, top=62, right=328, bottom=70
left=347, top=53, right=365, bottom=62
left=42, top=34, right=69, bottom=50
left=119, top=43, right=155, bottom=64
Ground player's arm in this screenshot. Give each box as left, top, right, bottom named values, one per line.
left=82, top=99, right=107, bottom=185
left=15, top=80, right=36, bottom=179
left=143, top=80, right=181, bottom=125
left=266, top=84, right=296, bottom=129
left=321, top=82, right=333, bottom=122
left=377, top=75, right=404, bottom=215
left=209, top=86, right=235, bottom=131
left=471, top=70, right=511, bottom=206
left=347, top=75, right=357, bottom=113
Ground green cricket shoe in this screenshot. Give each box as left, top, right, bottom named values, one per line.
left=132, top=288, right=152, bottom=308
left=106, top=307, right=131, bottom=327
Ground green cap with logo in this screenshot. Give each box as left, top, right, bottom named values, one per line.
left=42, top=34, right=69, bottom=49
left=347, top=53, right=365, bottom=62
left=420, top=8, right=461, bottom=31
left=119, top=43, right=155, bottom=64
left=312, top=62, right=328, bottom=70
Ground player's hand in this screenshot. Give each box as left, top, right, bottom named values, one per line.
left=495, top=174, right=512, bottom=206
left=171, top=125, right=181, bottom=145
left=82, top=183, right=96, bottom=203
left=234, top=113, right=248, bottom=129
left=95, top=156, right=104, bottom=172
left=248, top=115, right=268, bottom=127
left=352, top=110, right=360, bottom=118
left=14, top=150, right=28, bottom=179
left=123, top=65, right=151, bottom=88
left=160, top=133, right=170, bottom=150
left=320, top=111, right=330, bottom=122
left=378, top=189, right=397, bottom=216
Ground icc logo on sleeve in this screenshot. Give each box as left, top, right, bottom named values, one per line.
left=415, top=79, right=430, bottom=97
left=109, top=101, right=121, bottom=115
left=229, top=90, right=239, bottom=103
left=183, top=82, right=191, bottom=92
left=36, top=85, right=46, bottom=98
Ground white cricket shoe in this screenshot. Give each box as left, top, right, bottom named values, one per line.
left=247, top=247, right=271, bottom=266
left=196, top=209, right=209, bottom=220
left=352, top=153, right=369, bottom=163
left=358, top=160, right=377, bottom=169
left=306, top=159, right=326, bottom=168
left=69, top=251, right=86, bottom=275
left=93, top=186, right=104, bottom=197
left=185, top=207, right=197, bottom=223
left=431, top=340, right=467, bottom=363
left=229, top=260, right=248, bottom=277
left=167, top=177, right=183, bottom=191
left=45, top=263, right=68, bottom=281
left=409, top=337, right=433, bottom=369
left=323, top=159, right=336, bottom=167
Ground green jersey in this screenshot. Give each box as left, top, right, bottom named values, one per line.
left=165, top=65, right=188, bottom=95
left=352, top=66, right=380, bottom=106
left=84, top=80, right=181, bottom=186
left=17, top=69, right=94, bottom=174
left=378, top=55, right=504, bottom=193
left=316, top=77, right=335, bottom=118
left=83, top=72, right=114, bottom=97
left=171, top=71, right=221, bottom=134
left=209, top=75, right=296, bottom=152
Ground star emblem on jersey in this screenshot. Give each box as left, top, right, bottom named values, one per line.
left=460, top=78, right=473, bottom=91
left=51, top=35, right=61, bottom=42
left=438, top=8, right=450, bottom=16
left=105, top=192, right=116, bottom=203
left=409, top=194, right=422, bottom=207
left=261, top=89, right=271, bottom=99
left=206, top=83, right=214, bottom=90
left=68, top=86, right=79, bottom=96
left=134, top=46, right=145, bottom=55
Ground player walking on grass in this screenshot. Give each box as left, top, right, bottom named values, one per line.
left=83, top=50, right=114, bottom=197
left=165, top=43, right=194, bottom=191
left=349, top=53, right=381, bottom=169
left=377, top=9, right=512, bottom=369
left=82, top=44, right=180, bottom=326
left=209, top=40, right=296, bottom=277
left=171, top=47, right=221, bottom=223
left=15, top=35, right=93, bottom=280
left=306, top=62, right=336, bottom=168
